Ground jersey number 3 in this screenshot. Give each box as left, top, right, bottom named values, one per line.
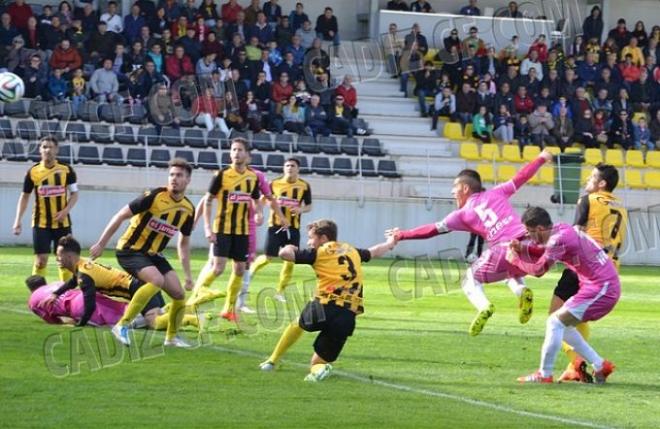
left=475, top=203, right=498, bottom=228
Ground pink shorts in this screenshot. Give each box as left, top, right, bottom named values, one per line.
left=69, top=294, right=126, bottom=326
left=471, top=242, right=528, bottom=284
left=563, top=279, right=620, bottom=322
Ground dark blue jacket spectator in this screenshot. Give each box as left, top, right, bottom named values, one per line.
left=289, top=7, right=308, bottom=32
left=262, top=1, right=282, bottom=26
left=460, top=1, right=481, bottom=16
left=123, top=8, right=146, bottom=44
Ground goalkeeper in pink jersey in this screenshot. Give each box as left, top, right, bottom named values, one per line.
left=508, top=207, right=619, bottom=384
left=387, top=150, right=553, bottom=336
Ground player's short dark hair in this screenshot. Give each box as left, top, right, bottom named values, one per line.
left=39, top=135, right=59, bottom=146
left=57, top=235, right=81, bottom=255
left=594, top=163, right=619, bottom=192
left=285, top=157, right=300, bottom=167
left=169, top=158, right=192, bottom=176
left=231, top=137, right=251, bottom=153
left=307, top=219, right=337, bottom=241
left=25, top=275, right=47, bottom=292
left=521, top=207, right=553, bottom=228
left=456, top=169, right=483, bottom=193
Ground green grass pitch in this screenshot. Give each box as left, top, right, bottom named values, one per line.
left=1, top=246, right=658, bottom=428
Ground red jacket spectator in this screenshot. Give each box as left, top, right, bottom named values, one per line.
left=221, top=1, right=243, bottom=24
left=193, top=94, right=220, bottom=117
left=49, top=43, right=82, bottom=72
left=165, top=52, right=194, bottom=81
left=6, top=0, right=33, bottom=31
left=335, top=77, right=357, bottom=109
left=619, top=63, right=641, bottom=82
left=528, top=39, right=548, bottom=63
left=514, top=93, right=535, bottom=115
left=271, top=80, right=293, bottom=103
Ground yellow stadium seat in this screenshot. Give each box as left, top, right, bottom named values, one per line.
left=604, top=149, right=624, bottom=167
left=464, top=123, right=474, bottom=139
left=476, top=163, right=495, bottom=183
left=497, top=165, right=517, bottom=182
left=502, top=145, right=522, bottom=162
left=625, top=169, right=645, bottom=189
left=522, top=145, right=541, bottom=162
left=584, top=148, right=603, bottom=166
left=581, top=167, right=592, bottom=185
left=423, top=48, right=438, bottom=62
left=644, top=171, right=660, bottom=189
left=545, top=146, right=561, bottom=156
left=646, top=151, right=660, bottom=168
left=625, top=150, right=646, bottom=168
left=564, top=147, right=582, bottom=154
left=538, top=166, right=554, bottom=184
left=459, top=142, right=480, bottom=160
left=480, top=143, right=502, bottom=161
left=444, top=122, right=465, bottom=141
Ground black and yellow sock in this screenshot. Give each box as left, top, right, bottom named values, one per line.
left=268, top=322, right=304, bottom=364
left=119, top=283, right=160, bottom=326
left=276, top=261, right=295, bottom=293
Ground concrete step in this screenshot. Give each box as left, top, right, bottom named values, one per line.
left=398, top=157, right=468, bottom=179
left=359, top=95, right=420, bottom=117
left=361, top=114, right=440, bottom=138
left=376, top=135, right=455, bottom=157
left=354, top=79, right=404, bottom=98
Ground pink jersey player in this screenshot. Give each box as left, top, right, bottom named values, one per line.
left=247, top=167, right=273, bottom=263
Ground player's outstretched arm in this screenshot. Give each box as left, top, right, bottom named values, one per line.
left=508, top=149, right=553, bottom=192
left=89, top=205, right=134, bottom=259
left=368, top=235, right=397, bottom=258
left=386, top=222, right=446, bottom=241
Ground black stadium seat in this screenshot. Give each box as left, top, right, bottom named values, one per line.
left=340, top=137, right=359, bottom=155
left=66, top=122, right=89, bottom=143
left=127, top=103, right=147, bottom=124
left=89, top=124, right=112, bottom=144
left=184, top=128, right=206, bottom=148
left=357, top=159, right=377, bottom=177
left=266, top=154, right=285, bottom=172
left=174, top=150, right=195, bottom=164
left=28, top=100, right=50, bottom=120
left=137, top=126, right=160, bottom=146
left=56, top=145, right=73, bottom=164
left=99, top=104, right=123, bottom=123
left=252, top=132, right=274, bottom=151
left=17, top=120, right=38, bottom=140
left=77, top=145, right=101, bottom=165
left=333, top=157, right=354, bottom=176
left=274, top=134, right=294, bottom=153
left=297, top=135, right=319, bottom=153
left=378, top=160, right=400, bottom=178
left=40, top=121, right=64, bottom=139
left=114, top=125, right=136, bottom=145
left=197, top=151, right=219, bottom=169
left=26, top=142, right=40, bottom=162
left=4, top=100, right=29, bottom=118
left=250, top=153, right=264, bottom=170
left=161, top=127, right=183, bottom=147
left=103, top=147, right=125, bottom=166
left=318, top=136, right=340, bottom=154
left=293, top=155, right=310, bottom=175
left=126, top=148, right=147, bottom=167
left=221, top=152, right=231, bottom=167
left=206, top=129, right=226, bottom=149
left=362, top=138, right=384, bottom=156
left=0, top=119, right=14, bottom=138
left=150, top=149, right=171, bottom=168
left=2, top=142, right=27, bottom=161
left=311, top=156, right=332, bottom=175
left=78, top=101, right=100, bottom=122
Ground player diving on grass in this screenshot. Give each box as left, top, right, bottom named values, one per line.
left=259, top=219, right=397, bottom=382
left=386, top=149, right=554, bottom=336
left=508, top=207, right=619, bottom=384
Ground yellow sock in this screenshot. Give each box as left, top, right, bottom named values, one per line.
left=268, top=322, right=304, bottom=363
left=182, top=314, right=199, bottom=328
left=32, top=263, right=47, bottom=278
left=250, top=254, right=270, bottom=276
left=119, top=283, right=160, bottom=326
left=222, top=272, right=243, bottom=314
left=199, top=269, right=218, bottom=289
left=166, top=298, right=185, bottom=340
left=276, top=261, right=295, bottom=293
left=58, top=267, right=73, bottom=282
left=563, top=322, right=591, bottom=370
left=154, top=313, right=169, bottom=330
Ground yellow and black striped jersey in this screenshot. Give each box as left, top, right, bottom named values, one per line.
left=574, top=191, right=628, bottom=267
left=117, top=187, right=195, bottom=255
left=22, top=161, right=77, bottom=229
left=75, top=258, right=134, bottom=300
left=294, top=242, right=371, bottom=314
left=208, top=166, right=260, bottom=235
left=268, top=176, right=312, bottom=229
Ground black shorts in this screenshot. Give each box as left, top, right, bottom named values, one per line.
left=299, top=299, right=356, bottom=363
left=212, top=233, right=249, bottom=262
left=128, top=277, right=165, bottom=315
left=116, top=250, right=174, bottom=278
left=265, top=227, right=300, bottom=257
left=33, top=226, right=72, bottom=254
left=554, top=268, right=580, bottom=302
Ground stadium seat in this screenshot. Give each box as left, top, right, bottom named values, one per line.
left=197, top=151, right=219, bottom=170
left=126, top=103, right=147, bottom=124
left=362, top=138, right=384, bottom=156
left=102, top=147, right=125, bottom=166
left=64, top=122, right=88, bottom=143
left=174, top=106, right=194, bottom=127
left=522, top=145, right=541, bottom=162
left=318, top=136, right=340, bottom=154
left=77, top=145, right=101, bottom=165
left=357, top=158, right=378, bottom=177
left=150, top=149, right=171, bottom=168
left=29, top=100, right=50, bottom=120
left=229, top=130, right=249, bottom=141
left=161, top=127, right=183, bottom=147
left=538, top=166, right=554, bottom=184
left=443, top=122, right=465, bottom=140
left=581, top=167, right=591, bottom=185
left=480, top=143, right=501, bottom=161
left=89, top=124, right=112, bottom=144
left=545, top=146, right=561, bottom=156
left=137, top=127, right=160, bottom=146
left=625, top=150, right=645, bottom=168
left=584, top=148, right=603, bottom=165
left=250, top=153, right=264, bottom=170
left=423, top=48, right=438, bottom=62
left=501, top=145, right=522, bottom=162
left=126, top=148, right=147, bottom=167
left=50, top=100, right=74, bottom=120
left=184, top=128, right=206, bottom=148
left=114, top=125, right=136, bottom=145
left=221, top=152, right=231, bottom=167
left=293, top=155, right=310, bottom=175
left=56, top=145, right=73, bottom=164
left=0, top=119, right=14, bottom=138
left=40, top=121, right=64, bottom=139
left=4, top=100, right=29, bottom=118
left=2, top=142, right=27, bottom=161
left=624, top=169, right=645, bottom=189
left=647, top=151, right=660, bottom=169
left=267, top=154, right=285, bottom=172
left=252, top=132, right=274, bottom=151
left=311, top=156, right=332, bottom=175
left=99, top=104, right=123, bottom=123
left=476, top=163, right=495, bottom=182
left=644, top=171, right=660, bottom=189
left=378, top=160, right=400, bottom=178
left=333, top=157, right=355, bottom=176
left=17, top=120, right=38, bottom=141
left=497, top=165, right=517, bottom=181
left=203, top=129, right=222, bottom=149
left=604, top=149, right=624, bottom=167
left=463, top=123, right=474, bottom=140
left=78, top=101, right=100, bottom=122
left=459, top=142, right=480, bottom=160
left=275, top=134, right=295, bottom=153
left=298, top=135, right=320, bottom=153
left=340, top=137, right=359, bottom=156
left=174, top=150, right=195, bottom=164
left=27, top=142, right=40, bottom=162
left=564, top=147, right=581, bottom=155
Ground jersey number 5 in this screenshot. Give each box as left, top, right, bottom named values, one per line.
left=475, top=203, right=498, bottom=228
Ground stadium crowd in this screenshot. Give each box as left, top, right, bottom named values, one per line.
left=0, top=0, right=370, bottom=138
left=385, top=1, right=660, bottom=151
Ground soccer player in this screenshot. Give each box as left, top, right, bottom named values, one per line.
left=387, top=150, right=553, bottom=335
left=508, top=207, right=619, bottom=384
left=259, top=219, right=396, bottom=382
left=13, top=136, right=79, bottom=281
left=89, top=158, right=195, bottom=347
left=550, top=163, right=627, bottom=382
left=249, top=158, right=312, bottom=302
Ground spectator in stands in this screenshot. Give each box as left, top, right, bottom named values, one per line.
left=276, top=95, right=307, bottom=135
left=552, top=106, right=574, bottom=151
left=387, top=0, right=409, bottom=11
left=242, top=90, right=263, bottom=132
left=514, top=85, right=535, bottom=115
left=179, top=27, right=203, bottom=64
left=100, top=1, right=122, bottom=34
left=534, top=86, right=554, bottom=109
left=570, top=86, right=591, bottom=119
left=128, top=41, right=146, bottom=71
left=462, top=27, right=486, bottom=58
left=263, top=0, right=282, bottom=29
left=296, top=19, right=315, bottom=49
left=443, top=28, right=461, bottom=53
left=415, top=62, right=436, bottom=117
left=194, top=86, right=230, bottom=133
left=633, top=117, right=653, bottom=150
left=277, top=51, right=301, bottom=82
left=271, top=70, right=293, bottom=117
left=561, top=68, right=579, bottom=99
left=613, top=87, right=633, bottom=118
left=48, top=68, right=68, bottom=102
left=180, top=0, right=199, bottom=22
left=253, top=48, right=275, bottom=82
left=336, top=74, right=358, bottom=109
left=171, top=15, right=189, bottom=40
left=475, top=80, right=494, bottom=113
left=610, top=110, right=634, bottom=149
left=197, top=52, right=218, bottom=77
left=472, top=105, right=492, bottom=143
left=87, top=21, right=116, bottom=63
left=306, top=93, right=330, bottom=137
left=71, top=67, right=87, bottom=117
left=592, top=88, right=613, bottom=117
left=224, top=90, right=247, bottom=131
left=521, top=49, right=543, bottom=81
left=592, top=111, right=609, bottom=147
left=150, top=7, right=168, bottom=36
left=147, top=43, right=165, bottom=74
left=227, top=68, right=248, bottom=99
left=650, top=109, right=660, bottom=148
left=110, top=43, right=133, bottom=86
left=645, top=38, right=659, bottom=65
left=500, top=1, right=522, bottom=18
left=124, top=4, right=145, bottom=44
left=275, top=15, right=293, bottom=49
left=384, top=22, right=404, bottom=78
left=80, top=4, right=99, bottom=33
left=316, top=7, right=340, bottom=49
left=410, top=0, right=433, bottom=13
left=200, top=0, right=220, bottom=28
left=493, top=104, right=515, bottom=143
left=38, top=15, right=64, bottom=52
left=149, top=82, right=180, bottom=132
left=608, top=19, right=632, bottom=50
left=6, top=35, right=30, bottom=73
left=630, top=68, right=654, bottom=113
left=289, top=3, right=308, bottom=33
left=460, top=0, right=480, bottom=16
left=160, top=0, right=182, bottom=22
left=243, top=0, right=261, bottom=26
left=620, top=53, right=642, bottom=83
left=515, top=114, right=531, bottom=148
left=50, top=39, right=82, bottom=79
left=633, top=21, right=649, bottom=47
left=456, top=82, right=476, bottom=127
left=89, top=57, right=121, bottom=104
left=582, top=6, right=603, bottom=45
left=21, top=16, right=40, bottom=50
left=494, top=81, right=514, bottom=113
left=330, top=94, right=366, bottom=137
left=23, top=54, right=48, bottom=99
left=286, top=34, right=305, bottom=65
left=621, top=37, right=645, bottom=67
left=221, top=0, right=242, bottom=25
left=574, top=109, right=598, bottom=148
left=577, top=52, right=599, bottom=89
left=431, top=86, right=456, bottom=130
left=551, top=95, right=572, bottom=120
left=521, top=67, right=542, bottom=98
left=529, top=104, right=555, bottom=147
left=165, top=44, right=194, bottom=83
left=251, top=12, right=274, bottom=48
left=6, top=0, right=33, bottom=32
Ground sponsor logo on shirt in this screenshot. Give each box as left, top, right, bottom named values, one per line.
left=278, top=197, right=300, bottom=208
left=37, top=185, right=66, bottom=197
left=487, top=215, right=513, bottom=240
left=228, top=191, right=252, bottom=203
left=147, top=218, right=178, bottom=237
